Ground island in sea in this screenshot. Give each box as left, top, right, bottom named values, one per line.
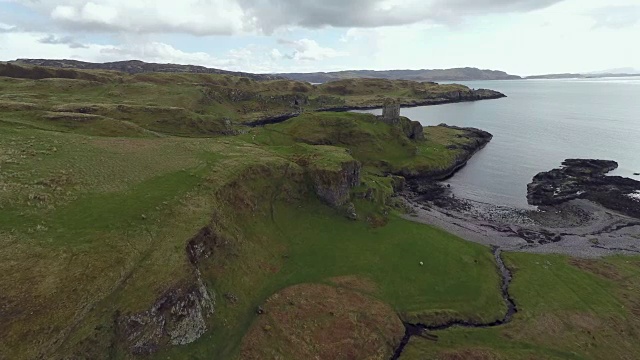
left=1, top=60, right=639, bottom=360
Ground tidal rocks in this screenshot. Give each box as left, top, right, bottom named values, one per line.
left=528, top=159, right=640, bottom=218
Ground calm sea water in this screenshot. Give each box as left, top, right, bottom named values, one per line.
left=358, top=78, right=640, bottom=208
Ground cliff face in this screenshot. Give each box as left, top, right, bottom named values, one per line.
left=310, top=160, right=362, bottom=208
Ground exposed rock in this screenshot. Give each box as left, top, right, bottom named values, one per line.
left=186, top=226, right=223, bottom=265
left=389, top=175, right=406, bottom=192
left=399, top=117, right=425, bottom=140
left=528, top=159, right=640, bottom=218
left=311, top=160, right=361, bottom=207
left=117, top=279, right=215, bottom=355
left=344, top=202, right=358, bottom=221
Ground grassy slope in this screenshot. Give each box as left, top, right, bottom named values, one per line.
left=0, top=116, right=504, bottom=359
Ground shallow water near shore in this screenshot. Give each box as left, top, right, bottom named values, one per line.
left=358, top=77, right=640, bottom=208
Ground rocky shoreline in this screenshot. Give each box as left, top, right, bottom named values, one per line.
left=402, top=159, right=640, bottom=258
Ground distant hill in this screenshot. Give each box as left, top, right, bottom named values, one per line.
left=277, top=67, right=522, bottom=83
left=588, top=67, right=639, bottom=75
left=10, top=59, right=283, bottom=81
left=526, top=72, right=640, bottom=80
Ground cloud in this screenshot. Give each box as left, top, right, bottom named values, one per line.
left=277, top=38, right=345, bottom=61
left=589, top=5, right=640, bottom=29
left=241, top=0, right=565, bottom=32
left=38, top=34, right=88, bottom=48
left=13, top=0, right=246, bottom=35
left=0, top=22, right=17, bottom=32
left=9, top=0, right=566, bottom=35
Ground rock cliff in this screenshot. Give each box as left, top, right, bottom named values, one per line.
left=310, top=160, right=362, bottom=207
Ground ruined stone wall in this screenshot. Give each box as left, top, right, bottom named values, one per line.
left=381, top=99, right=401, bottom=125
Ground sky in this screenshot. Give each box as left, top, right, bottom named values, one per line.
left=0, top=0, right=638, bottom=76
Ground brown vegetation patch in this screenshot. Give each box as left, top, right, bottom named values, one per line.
left=329, top=275, right=379, bottom=295
left=437, top=348, right=501, bottom=360
left=89, top=137, right=165, bottom=153
left=569, top=259, right=623, bottom=281
left=567, top=313, right=602, bottom=332
left=239, top=283, right=404, bottom=360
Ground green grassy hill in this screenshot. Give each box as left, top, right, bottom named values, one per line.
left=0, top=66, right=638, bottom=360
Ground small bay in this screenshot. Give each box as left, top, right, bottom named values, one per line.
left=356, top=77, right=640, bottom=208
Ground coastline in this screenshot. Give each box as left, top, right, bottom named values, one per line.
left=401, top=158, right=640, bottom=257
left=244, top=90, right=506, bottom=127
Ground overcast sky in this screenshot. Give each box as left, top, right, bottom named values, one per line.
left=0, top=0, right=638, bottom=75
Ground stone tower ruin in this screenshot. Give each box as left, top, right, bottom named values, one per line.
left=381, top=99, right=401, bottom=125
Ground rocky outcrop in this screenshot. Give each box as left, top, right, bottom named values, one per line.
left=116, top=226, right=224, bottom=356
left=527, top=159, right=640, bottom=218
left=117, top=278, right=214, bottom=355
left=399, top=117, right=425, bottom=140
left=310, top=160, right=361, bottom=207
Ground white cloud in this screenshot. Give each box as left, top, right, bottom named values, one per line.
left=14, top=0, right=247, bottom=35
left=270, top=49, right=284, bottom=60
left=278, top=38, right=345, bottom=61
left=9, top=0, right=565, bottom=35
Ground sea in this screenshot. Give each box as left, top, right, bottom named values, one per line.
left=356, top=77, right=640, bottom=208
